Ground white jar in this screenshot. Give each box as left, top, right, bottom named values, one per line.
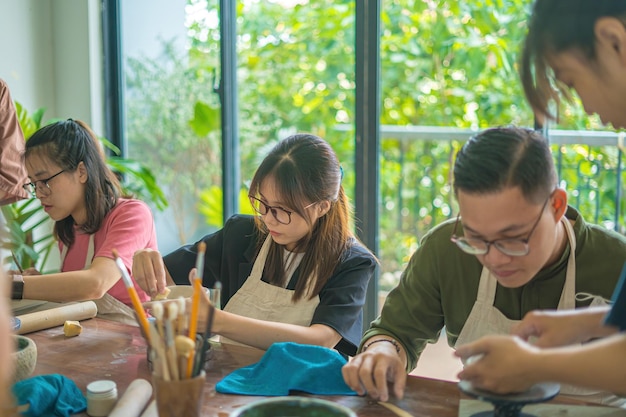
left=86, top=380, right=118, bottom=417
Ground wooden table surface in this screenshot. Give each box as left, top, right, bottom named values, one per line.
left=26, top=317, right=585, bottom=417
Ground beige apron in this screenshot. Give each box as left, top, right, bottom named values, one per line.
left=454, top=218, right=620, bottom=405
left=221, top=236, right=320, bottom=346
left=61, top=235, right=138, bottom=326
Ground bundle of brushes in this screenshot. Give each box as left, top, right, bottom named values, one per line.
left=113, top=243, right=215, bottom=381
left=149, top=299, right=184, bottom=380
left=146, top=298, right=213, bottom=380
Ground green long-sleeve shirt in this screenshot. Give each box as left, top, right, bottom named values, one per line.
left=364, top=206, right=626, bottom=371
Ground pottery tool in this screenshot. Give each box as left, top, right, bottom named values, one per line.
left=378, top=402, right=413, bottom=417
left=186, top=242, right=206, bottom=378
left=108, top=378, right=153, bottom=417
left=151, top=302, right=165, bottom=340
left=112, top=249, right=151, bottom=341
left=175, top=335, right=196, bottom=378
left=149, top=321, right=170, bottom=381
left=165, top=302, right=180, bottom=380
left=16, top=301, right=97, bottom=334
left=11, top=251, right=23, bottom=274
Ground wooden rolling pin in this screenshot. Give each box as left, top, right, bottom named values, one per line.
left=139, top=400, right=157, bottom=417
left=15, top=301, right=98, bottom=335
left=108, top=379, right=153, bottom=417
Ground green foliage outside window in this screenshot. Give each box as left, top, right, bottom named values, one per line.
left=124, top=0, right=622, bottom=290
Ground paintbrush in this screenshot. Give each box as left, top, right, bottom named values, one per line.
left=112, top=249, right=151, bottom=342
left=165, top=302, right=180, bottom=380
left=186, top=241, right=206, bottom=378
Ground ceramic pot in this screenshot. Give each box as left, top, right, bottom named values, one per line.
left=12, top=335, right=37, bottom=381
left=230, top=396, right=357, bottom=417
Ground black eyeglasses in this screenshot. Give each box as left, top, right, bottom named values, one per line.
left=450, top=197, right=550, bottom=257
left=23, top=170, right=66, bottom=197
left=248, top=196, right=316, bottom=225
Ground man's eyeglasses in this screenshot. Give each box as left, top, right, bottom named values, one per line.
left=450, top=197, right=550, bottom=257
left=248, top=196, right=316, bottom=225
left=23, top=170, right=65, bottom=197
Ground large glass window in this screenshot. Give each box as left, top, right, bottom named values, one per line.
left=377, top=0, right=623, bottom=298
left=115, top=0, right=624, bottom=330
left=121, top=0, right=222, bottom=254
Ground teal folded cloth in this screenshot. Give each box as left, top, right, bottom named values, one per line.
left=12, top=374, right=87, bottom=417
left=216, top=342, right=357, bottom=396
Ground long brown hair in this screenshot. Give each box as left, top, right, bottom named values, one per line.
left=248, top=133, right=355, bottom=301
left=24, top=119, right=123, bottom=247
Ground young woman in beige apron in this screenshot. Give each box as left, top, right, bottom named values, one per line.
left=220, top=236, right=319, bottom=345
left=13, top=119, right=157, bottom=312
left=134, top=134, right=377, bottom=357
left=455, top=218, right=619, bottom=405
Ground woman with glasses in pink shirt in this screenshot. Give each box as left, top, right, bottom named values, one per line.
left=10, top=119, right=157, bottom=325
left=132, top=133, right=376, bottom=357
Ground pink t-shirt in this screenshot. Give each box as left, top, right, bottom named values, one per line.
left=60, top=198, right=156, bottom=305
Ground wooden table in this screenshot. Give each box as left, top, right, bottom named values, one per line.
left=27, top=318, right=585, bottom=417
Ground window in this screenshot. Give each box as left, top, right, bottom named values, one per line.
left=109, top=0, right=625, bottom=322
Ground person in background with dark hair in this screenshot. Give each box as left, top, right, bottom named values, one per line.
left=456, top=0, right=626, bottom=399
left=132, top=134, right=376, bottom=357
left=342, top=127, right=626, bottom=404
left=519, top=0, right=626, bottom=129
left=8, top=119, right=158, bottom=325
left=0, top=78, right=29, bottom=205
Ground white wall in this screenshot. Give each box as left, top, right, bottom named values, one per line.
left=0, top=0, right=104, bottom=132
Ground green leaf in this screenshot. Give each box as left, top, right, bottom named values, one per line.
left=189, top=101, right=221, bottom=137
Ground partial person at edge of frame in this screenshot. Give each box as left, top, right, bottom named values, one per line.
left=0, top=268, right=18, bottom=416
left=132, top=133, right=377, bottom=357
left=8, top=119, right=157, bottom=325
left=0, top=78, right=29, bottom=415
left=455, top=0, right=626, bottom=399
left=0, top=78, right=29, bottom=205
left=342, top=126, right=626, bottom=406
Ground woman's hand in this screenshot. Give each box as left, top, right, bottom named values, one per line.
left=132, top=249, right=167, bottom=298
left=512, top=307, right=612, bottom=347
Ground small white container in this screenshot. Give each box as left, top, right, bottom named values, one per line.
left=86, top=380, right=118, bottom=417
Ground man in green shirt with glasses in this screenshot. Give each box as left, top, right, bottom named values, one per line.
left=342, top=126, right=626, bottom=404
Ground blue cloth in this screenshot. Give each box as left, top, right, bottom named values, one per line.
left=12, top=374, right=87, bottom=417
left=216, top=342, right=357, bottom=396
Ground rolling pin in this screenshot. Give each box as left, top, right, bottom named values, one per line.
left=108, top=379, right=153, bottom=417
left=15, top=301, right=98, bottom=335
left=139, top=400, right=157, bottom=417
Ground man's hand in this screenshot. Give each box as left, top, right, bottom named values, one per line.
left=341, top=338, right=407, bottom=401
left=456, top=335, right=540, bottom=394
